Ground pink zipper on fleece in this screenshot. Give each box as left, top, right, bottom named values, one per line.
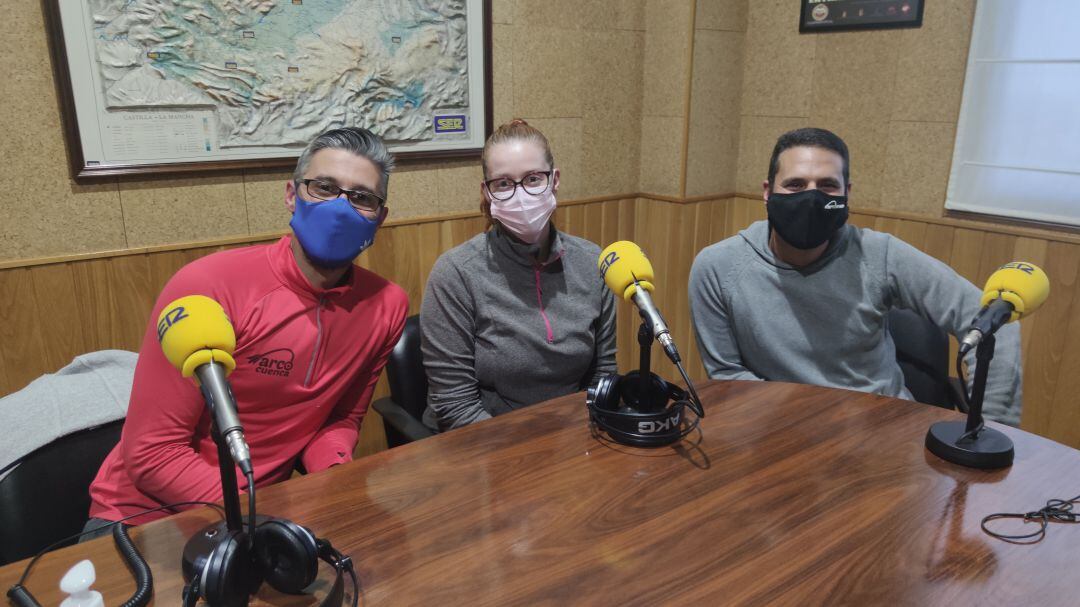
left=534, top=267, right=554, bottom=343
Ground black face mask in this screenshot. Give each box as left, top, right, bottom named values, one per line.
left=766, top=189, right=849, bottom=250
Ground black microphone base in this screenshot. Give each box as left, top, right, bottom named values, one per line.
left=925, top=421, right=1014, bottom=469
left=182, top=516, right=271, bottom=586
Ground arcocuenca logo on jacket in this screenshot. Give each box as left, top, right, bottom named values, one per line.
left=247, top=348, right=295, bottom=377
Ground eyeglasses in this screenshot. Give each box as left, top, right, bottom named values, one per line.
left=297, top=179, right=386, bottom=214
left=484, top=170, right=553, bottom=201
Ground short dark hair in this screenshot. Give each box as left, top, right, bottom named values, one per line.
left=766, top=127, right=849, bottom=189
left=294, top=127, right=395, bottom=196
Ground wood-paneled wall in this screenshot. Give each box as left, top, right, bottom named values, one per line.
left=2, top=197, right=1078, bottom=452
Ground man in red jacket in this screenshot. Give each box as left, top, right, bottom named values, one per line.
left=85, top=127, right=408, bottom=533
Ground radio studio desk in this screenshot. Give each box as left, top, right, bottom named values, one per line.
left=1, top=381, right=1076, bottom=605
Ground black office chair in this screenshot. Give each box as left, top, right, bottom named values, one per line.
left=372, top=315, right=435, bottom=448
left=0, top=419, right=124, bottom=566
left=888, top=308, right=965, bottom=411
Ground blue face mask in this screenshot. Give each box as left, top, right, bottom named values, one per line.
left=289, top=193, right=380, bottom=268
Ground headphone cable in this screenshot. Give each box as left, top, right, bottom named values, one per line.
left=982, top=492, right=1080, bottom=543
left=952, top=350, right=989, bottom=440
left=674, top=360, right=705, bottom=417
left=955, top=351, right=972, bottom=411
left=111, top=524, right=152, bottom=607
left=14, top=500, right=226, bottom=587
left=245, top=471, right=257, bottom=550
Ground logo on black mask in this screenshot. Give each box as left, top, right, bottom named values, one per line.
left=247, top=348, right=295, bottom=377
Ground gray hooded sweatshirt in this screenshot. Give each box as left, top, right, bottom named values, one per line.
left=421, top=226, right=617, bottom=431
left=689, top=220, right=1022, bottom=425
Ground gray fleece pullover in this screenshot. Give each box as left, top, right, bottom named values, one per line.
left=420, top=226, right=617, bottom=431
left=689, top=220, right=1022, bottom=425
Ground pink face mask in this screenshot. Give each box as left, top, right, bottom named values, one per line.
left=488, top=186, right=556, bottom=244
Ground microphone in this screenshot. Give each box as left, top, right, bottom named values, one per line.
left=959, top=262, right=1049, bottom=355
left=157, top=295, right=253, bottom=476
left=598, top=241, right=681, bottom=363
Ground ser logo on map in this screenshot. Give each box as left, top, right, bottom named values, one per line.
left=434, top=115, right=467, bottom=134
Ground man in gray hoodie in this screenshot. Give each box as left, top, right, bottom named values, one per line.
left=688, top=128, right=1021, bottom=425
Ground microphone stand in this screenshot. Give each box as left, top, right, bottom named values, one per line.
left=181, top=378, right=261, bottom=584
left=212, top=425, right=244, bottom=532
left=631, top=310, right=674, bottom=412
left=925, top=334, right=1015, bottom=469
left=637, top=320, right=653, bottom=406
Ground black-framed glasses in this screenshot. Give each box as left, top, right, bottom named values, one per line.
left=297, top=178, right=386, bottom=214
left=484, top=170, right=553, bottom=201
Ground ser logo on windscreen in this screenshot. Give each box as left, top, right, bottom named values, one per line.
left=156, top=306, right=189, bottom=341
left=599, top=251, right=619, bottom=279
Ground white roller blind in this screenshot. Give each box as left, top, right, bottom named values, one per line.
left=946, top=1, right=1080, bottom=226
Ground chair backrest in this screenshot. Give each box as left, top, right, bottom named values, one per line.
left=383, top=315, right=428, bottom=445
left=0, top=420, right=124, bottom=566
left=888, top=308, right=953, bottom=410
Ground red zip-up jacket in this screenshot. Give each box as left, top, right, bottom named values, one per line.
left=89, top=236, right=408, bottom=523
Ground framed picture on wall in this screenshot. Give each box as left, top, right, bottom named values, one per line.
left=799, top=1, right=924, bottom=33
left=43, top=0, right=493, bottom=179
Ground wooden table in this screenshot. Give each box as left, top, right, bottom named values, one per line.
left=2, top=380, right=1077, bottom=605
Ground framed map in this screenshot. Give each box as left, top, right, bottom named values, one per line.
left=44, top=0, right=492, bottom=179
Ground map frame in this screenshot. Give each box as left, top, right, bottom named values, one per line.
left=43, top=0, right=493, bottom=180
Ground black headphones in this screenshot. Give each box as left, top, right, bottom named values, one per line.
left=586, top=371, right=700, bottom=447
left=182, top=517, right=357, bottom=607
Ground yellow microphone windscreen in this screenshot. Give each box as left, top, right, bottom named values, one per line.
left=157, top=295, right=237, bottom=377
left=598, top=241, right=656, bottom=301
left=980, top=262, right=1050, bottom=321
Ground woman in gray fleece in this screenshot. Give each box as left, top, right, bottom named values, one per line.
left=420, top=120, right=617, bottom=431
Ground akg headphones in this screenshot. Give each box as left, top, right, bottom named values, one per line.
left=182, top=517, right=357, bottom=607
left=586, top=371, right=700, bottom=447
